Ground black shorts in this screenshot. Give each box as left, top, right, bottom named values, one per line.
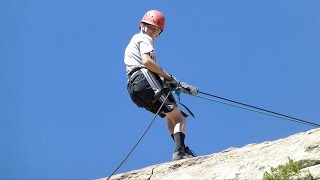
left=127, top=69, right=177, bottom=118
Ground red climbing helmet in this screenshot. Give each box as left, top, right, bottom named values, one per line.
left=141, top=10, right=165, bottom=31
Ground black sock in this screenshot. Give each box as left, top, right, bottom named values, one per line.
left=173, top=132, right=185, bottom=152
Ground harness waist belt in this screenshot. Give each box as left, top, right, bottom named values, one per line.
left=127, top=67, right=145, bottom=79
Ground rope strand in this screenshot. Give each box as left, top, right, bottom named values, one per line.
left=107, top=91, right=171, bottom=180
left=197, top=91, right=320, bottom=127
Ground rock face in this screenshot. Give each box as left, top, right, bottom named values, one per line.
left=103, top=128, right=320, bottom=180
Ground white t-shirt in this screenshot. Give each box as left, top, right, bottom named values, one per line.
left=124, top=32, right=157, bottom=75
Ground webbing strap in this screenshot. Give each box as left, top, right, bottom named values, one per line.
left=127, top=66, right=145, bottom=78
left=177, top=101, right=195, bottom=118
left=152, top=87, right=195, bottom=118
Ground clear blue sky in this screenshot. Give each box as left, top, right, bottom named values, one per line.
left=1, top=1, right=319, bottom=179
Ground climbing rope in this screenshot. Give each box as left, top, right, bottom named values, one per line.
left=107, top=91, right=172, bottom=180
left=196, top=91, right=320, bottom=127
left=173, top=82, right=319, bottom=127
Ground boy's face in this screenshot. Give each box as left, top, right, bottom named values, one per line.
left=142, top=24, right=162, bottom=40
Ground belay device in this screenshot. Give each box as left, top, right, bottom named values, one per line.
left=172, top=82, right=199, bottom=118
left=179, top=82, right=199, bottom=96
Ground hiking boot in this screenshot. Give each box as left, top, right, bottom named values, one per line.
left=185, top=146, right=197, bottom=157
left=172, top=147, right=193, bottom=161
